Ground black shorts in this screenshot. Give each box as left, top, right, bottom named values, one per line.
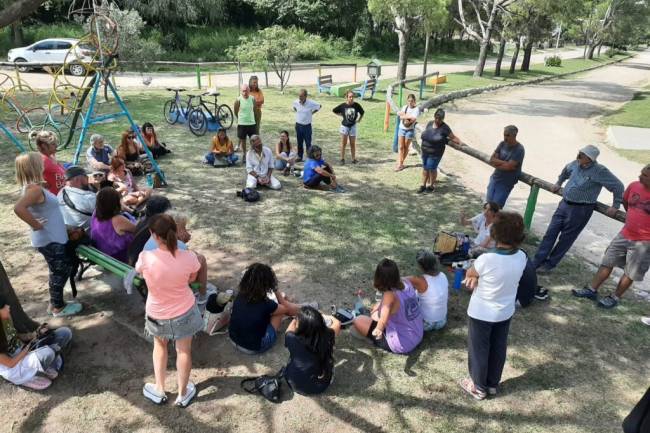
left=237, top=124, right=256, bottom=140
left=367, top=320, right=391, bottom=352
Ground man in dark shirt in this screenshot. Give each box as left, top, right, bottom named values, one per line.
left=333, top=91, right=364, bottom=164
left=486, top=125, right=525, bottom=208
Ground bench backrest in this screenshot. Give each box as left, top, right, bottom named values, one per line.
left=318, top=75, right=333, bottom=85
left=366, top=78, right=377, bottom=89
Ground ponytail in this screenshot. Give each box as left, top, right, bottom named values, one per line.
left=148, top=213, right=178, bottom=256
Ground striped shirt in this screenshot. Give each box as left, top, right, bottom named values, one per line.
left=557, top=160, right=624, bottom=208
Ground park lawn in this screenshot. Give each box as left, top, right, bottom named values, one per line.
left=0, top=85, right=647, bottom=433
left=601, top=86, right=650, bottom=162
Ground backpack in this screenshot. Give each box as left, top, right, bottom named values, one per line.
left=241, top=368, right=285, bottom=404
left=237, top=188, right=260, bottom=203
left=202, top=292, right=233, bottom=335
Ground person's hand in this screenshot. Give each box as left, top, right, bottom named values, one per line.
left=33, top=217, right=47, bottom=231
left=606, top=207, right=618, bottom=218
left=463, top=276, right=478, bottom=290
left=259, top=176, right=270, bottom=185
left=331, top=175, right=336, bottom=181
left=551, top=184, right=561, bottom=193
left=371, top=326, right=383, bottom=339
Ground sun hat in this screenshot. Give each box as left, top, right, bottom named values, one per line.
left=579, top=145, right=600, bottom=162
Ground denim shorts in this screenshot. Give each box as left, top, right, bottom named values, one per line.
left=422, top=154, right=442, bottom=171
left=398, top=128, right=415, bottom=139
left=230, top=324, right=277, bottom=355
left=339, top=124, right=357, bottom=137
left=423, top=318, right=447, bottom=332
left=145, top=304, right=203, bottom=341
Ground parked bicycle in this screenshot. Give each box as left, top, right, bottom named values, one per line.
left=163, top=87, right=189, bottom=125
left=186, top=90, right=234, bottom=136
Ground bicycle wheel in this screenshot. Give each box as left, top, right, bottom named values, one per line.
left=188, top=108, right=208, bottom=136
left=27, top=124, right=62, bottom=151
left=163, top=100, right=179, bottom=124
left=17, top=107, right=48, bottom=134
left=217, top=104, right=234, bottom=130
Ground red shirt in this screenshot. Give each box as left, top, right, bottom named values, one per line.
left=622, top=181, right=650, bottom=241
left=42, top=154, right=66, bottom=195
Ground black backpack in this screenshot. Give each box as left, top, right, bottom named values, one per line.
left=241, top=368, right=285, bottom=403
left=237, top=188, right=260, bottom=203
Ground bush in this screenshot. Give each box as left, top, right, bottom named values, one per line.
left=544, top=55, right=562, bottom=67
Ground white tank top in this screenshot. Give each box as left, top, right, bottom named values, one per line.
left=418, top=274, right=449, bottom=323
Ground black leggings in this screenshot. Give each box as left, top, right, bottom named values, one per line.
left=467, top=316, right=511, bottom=393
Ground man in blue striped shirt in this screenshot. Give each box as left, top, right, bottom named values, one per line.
left=533, top=145, right=624, bottom=274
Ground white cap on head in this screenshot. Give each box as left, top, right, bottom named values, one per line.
left=579, top=145, right=600, bottom=162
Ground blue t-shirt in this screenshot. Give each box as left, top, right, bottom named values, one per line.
left=143, top=236, right=188, bottom=251
left=303, top=158, right=325, bottom=183
left=229, top=294, right=278, bottom=351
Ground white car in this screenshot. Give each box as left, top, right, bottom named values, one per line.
left=7, top=38, right=93, bottom=76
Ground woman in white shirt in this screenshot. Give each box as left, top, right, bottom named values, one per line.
left=460, top=201, right=500, bottom=257
left=460, top=211, right=527, bottom=400
left=395, top=94, right=420, bottom=172
left=406, top=250, right=449, bottom=331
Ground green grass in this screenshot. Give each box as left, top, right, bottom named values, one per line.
left=0, top=72, right=648, bottom=432
left=601, top=86, right=650, bottom=162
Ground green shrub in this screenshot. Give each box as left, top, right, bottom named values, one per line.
left=544, top=55, right=562, bottom=67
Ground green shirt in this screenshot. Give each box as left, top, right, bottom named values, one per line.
left=237, top=96, right=256, bottom=126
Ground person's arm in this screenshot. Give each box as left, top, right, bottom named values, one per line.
left=599, top=167, right=625, bottom=210
left=113, top=214, right=137, bottom=235
left=256, top=90, right=264, bottom=107
left=14, top=185, right=46, bottom=230
left=0, top=346, right=30, bottom=369
left=555, top=163, right=572, bottom=188
left=246, top=152, right=256, bottom=176
left=286, top=318, right=298, bottom=334
left=371, top=291, right=395, bottom=339
left=622, top=185, right=630, bottom=212
left=87, top=150, right=110, bottom=171
left=234, top=99, right=240, bottom=118
left=406, top=276, right=428, bottom=293
left=332, top=103, right=343, bottom=116
left=311, top=100, right=321, bottom=114
left=356, top=104, right=365, bottom=122
left=448, top=131, right=461, bottom=145
left=463, top=266, right=480, bottom=292
left=314, top=165, right=332, bottom=177
left=271, top=302, right=289, bottom=317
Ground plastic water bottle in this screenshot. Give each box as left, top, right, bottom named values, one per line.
left=146, top=173, right=153, bottom=187
left=453, top=268, right=465, bottom=292
left=462, top=235, right=471, bottom=255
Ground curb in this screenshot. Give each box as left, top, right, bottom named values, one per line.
left=420, top=54, right=634, bottom=110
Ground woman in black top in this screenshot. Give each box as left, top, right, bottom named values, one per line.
left=284, top=306, right=341, bottom=395
left=333, top=91, right=364, bottom=165
left=418, top=108, right=461, bottom=193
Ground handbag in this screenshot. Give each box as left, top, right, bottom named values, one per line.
left=240, top=368, right=285, bottom=404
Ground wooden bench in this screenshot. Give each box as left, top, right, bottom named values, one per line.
left=317, top=74, right=333, bottom=94
left=352, top=78, right=377, bottom=100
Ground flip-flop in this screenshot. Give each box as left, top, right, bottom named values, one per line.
left=459, top=378, right=486, bottom=400
left=48, top=302, right=83, bottom=317
left=175, top=382, right=197, bottom=408
left=143, top=383, right=168, bottom=405
left=22, top=376, right=52, bottom=390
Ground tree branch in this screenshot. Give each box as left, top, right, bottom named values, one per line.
left=0, top=0, right=46, bottom=28
left=455, top=0, right=482, bottom=41
left=471, top=1, right=486, bottom=36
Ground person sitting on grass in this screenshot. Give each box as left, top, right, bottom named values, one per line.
left=459, top=211, right=527, bottom=401
left=274, top=130, right=298, bottom=175
left=352, top=258, right=423, bottom=355
left=246, top=135, right=281, bottom=190
left=141, top=122, right=170, bottom=159
left=108, top=158, right=151, bottom=211
left=284, top=306, right=341, bottom=395
left=303, top=145, right=345, bottom=193
left=229, top=263, right=301, bottom=354
left=204, top=127, right=239, bottom=167
left=136, top=214, right=203, bottom=407
left=405, top=250, right=449, bottom=331
left=459, top=201, right=500, bottom=257
left=116, top=129, right=146, bottom=175
left=86, top=134, right=113, bottom=172
left=0, top=293, right=72, bottom=390
left=90, top=186, right=136, bottom=263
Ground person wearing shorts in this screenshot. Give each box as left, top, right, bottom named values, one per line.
left=136, top=214, right=203, bottom=407
left=395, top=94, right=420, bottom=171
left=302, top=145, right=344, bottom=192
left=573, top=164, right=650, bottom=309
left=418, top=108, right=461, bottom=194
left=333, top=91, right=364, bottom=165
left=234, top=84, right=257, bottom=162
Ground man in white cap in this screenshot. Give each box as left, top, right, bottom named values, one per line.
left=532, top=145, right=624, bottom=275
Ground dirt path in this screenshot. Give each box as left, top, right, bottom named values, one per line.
left=10, top=48, right=586, bottom=90
left=440, top=50, right=650, bottom=292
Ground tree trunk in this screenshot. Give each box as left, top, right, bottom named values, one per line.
left=520, top=40, right=534, bottom=71
left=586, top=43, right=596, bottom=59
left=597, top=42, right=603, bottom=57
left=10, top=21, right=24, bottom=46
left=472, top=0, right=500, bottom=78
left=494, top=37, right=506, bottom=77
left=474, top=41, right=490, bottom=77
left=422, top=32, right=431, bottom=76
left=0, top=0, right=46, bottom=28
left=509, top=37, right=521, bottom=74
left=397, top=30, right=409, bottom=81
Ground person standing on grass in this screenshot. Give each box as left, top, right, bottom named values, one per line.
left=395, top=94, right=420, bottom=172
left=418, top=108, right=461, bottom=194
left=293, top=89, right=321, bottom=162
left=460, top=211, right=527, bottom=400
left=532, top=145, right=624, bottom=274
left=486, top=125, right=525, bottom=208
left=34, top=131, right=66, bottom=196
left=136, top=214, right=203, bottom=407
left=333, top=90, right=364, bottom=165
left=573, top=164, right=650, bottom=309
left=14, top=152, right=82, bottom=318
left=249, top=76, right=265, bottom=134
left=234, top=84, right=257, bottom=162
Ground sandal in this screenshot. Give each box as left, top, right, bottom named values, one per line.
left=394, top=165, right=404, bottom=172
left=175, top=382, right=197, bottom=408
left=143, top=383, right=168, bottom=405
left=459, top=378, right=486, bottom=400
left=48, top=302, right=83, bottom=317
left=22, top=376, right=52, bottom=390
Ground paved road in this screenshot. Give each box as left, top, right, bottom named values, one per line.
left=10, top=47, right=586, bottom=90
left=440, top=50, right=650, bottom=293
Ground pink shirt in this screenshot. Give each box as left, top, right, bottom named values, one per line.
left=42, top=154, right=65, bottom=195
left=135, top=249, right=200, bottom=320
left=622, top=181, right=650, bottom=241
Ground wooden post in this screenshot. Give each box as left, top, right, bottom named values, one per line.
left=354, top=65, right=357, bottom=82
left=195, top=64, right=202, bottom=89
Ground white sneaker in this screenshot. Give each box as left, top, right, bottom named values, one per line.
left=175, top=382, right=197, bottom=408
left=641, top=317, right=650, bottom=326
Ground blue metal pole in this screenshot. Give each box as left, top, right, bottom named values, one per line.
left=73, top=74, right=102, bottom=164
left=0, top=122, right=27, bottom=153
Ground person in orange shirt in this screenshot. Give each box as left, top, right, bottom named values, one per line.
left=249, top=76, right=264, bottom=134
left=204, top=128, right=239, bottom=167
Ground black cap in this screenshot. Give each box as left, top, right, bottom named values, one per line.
left=65, top=165, right=87, bottom=180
